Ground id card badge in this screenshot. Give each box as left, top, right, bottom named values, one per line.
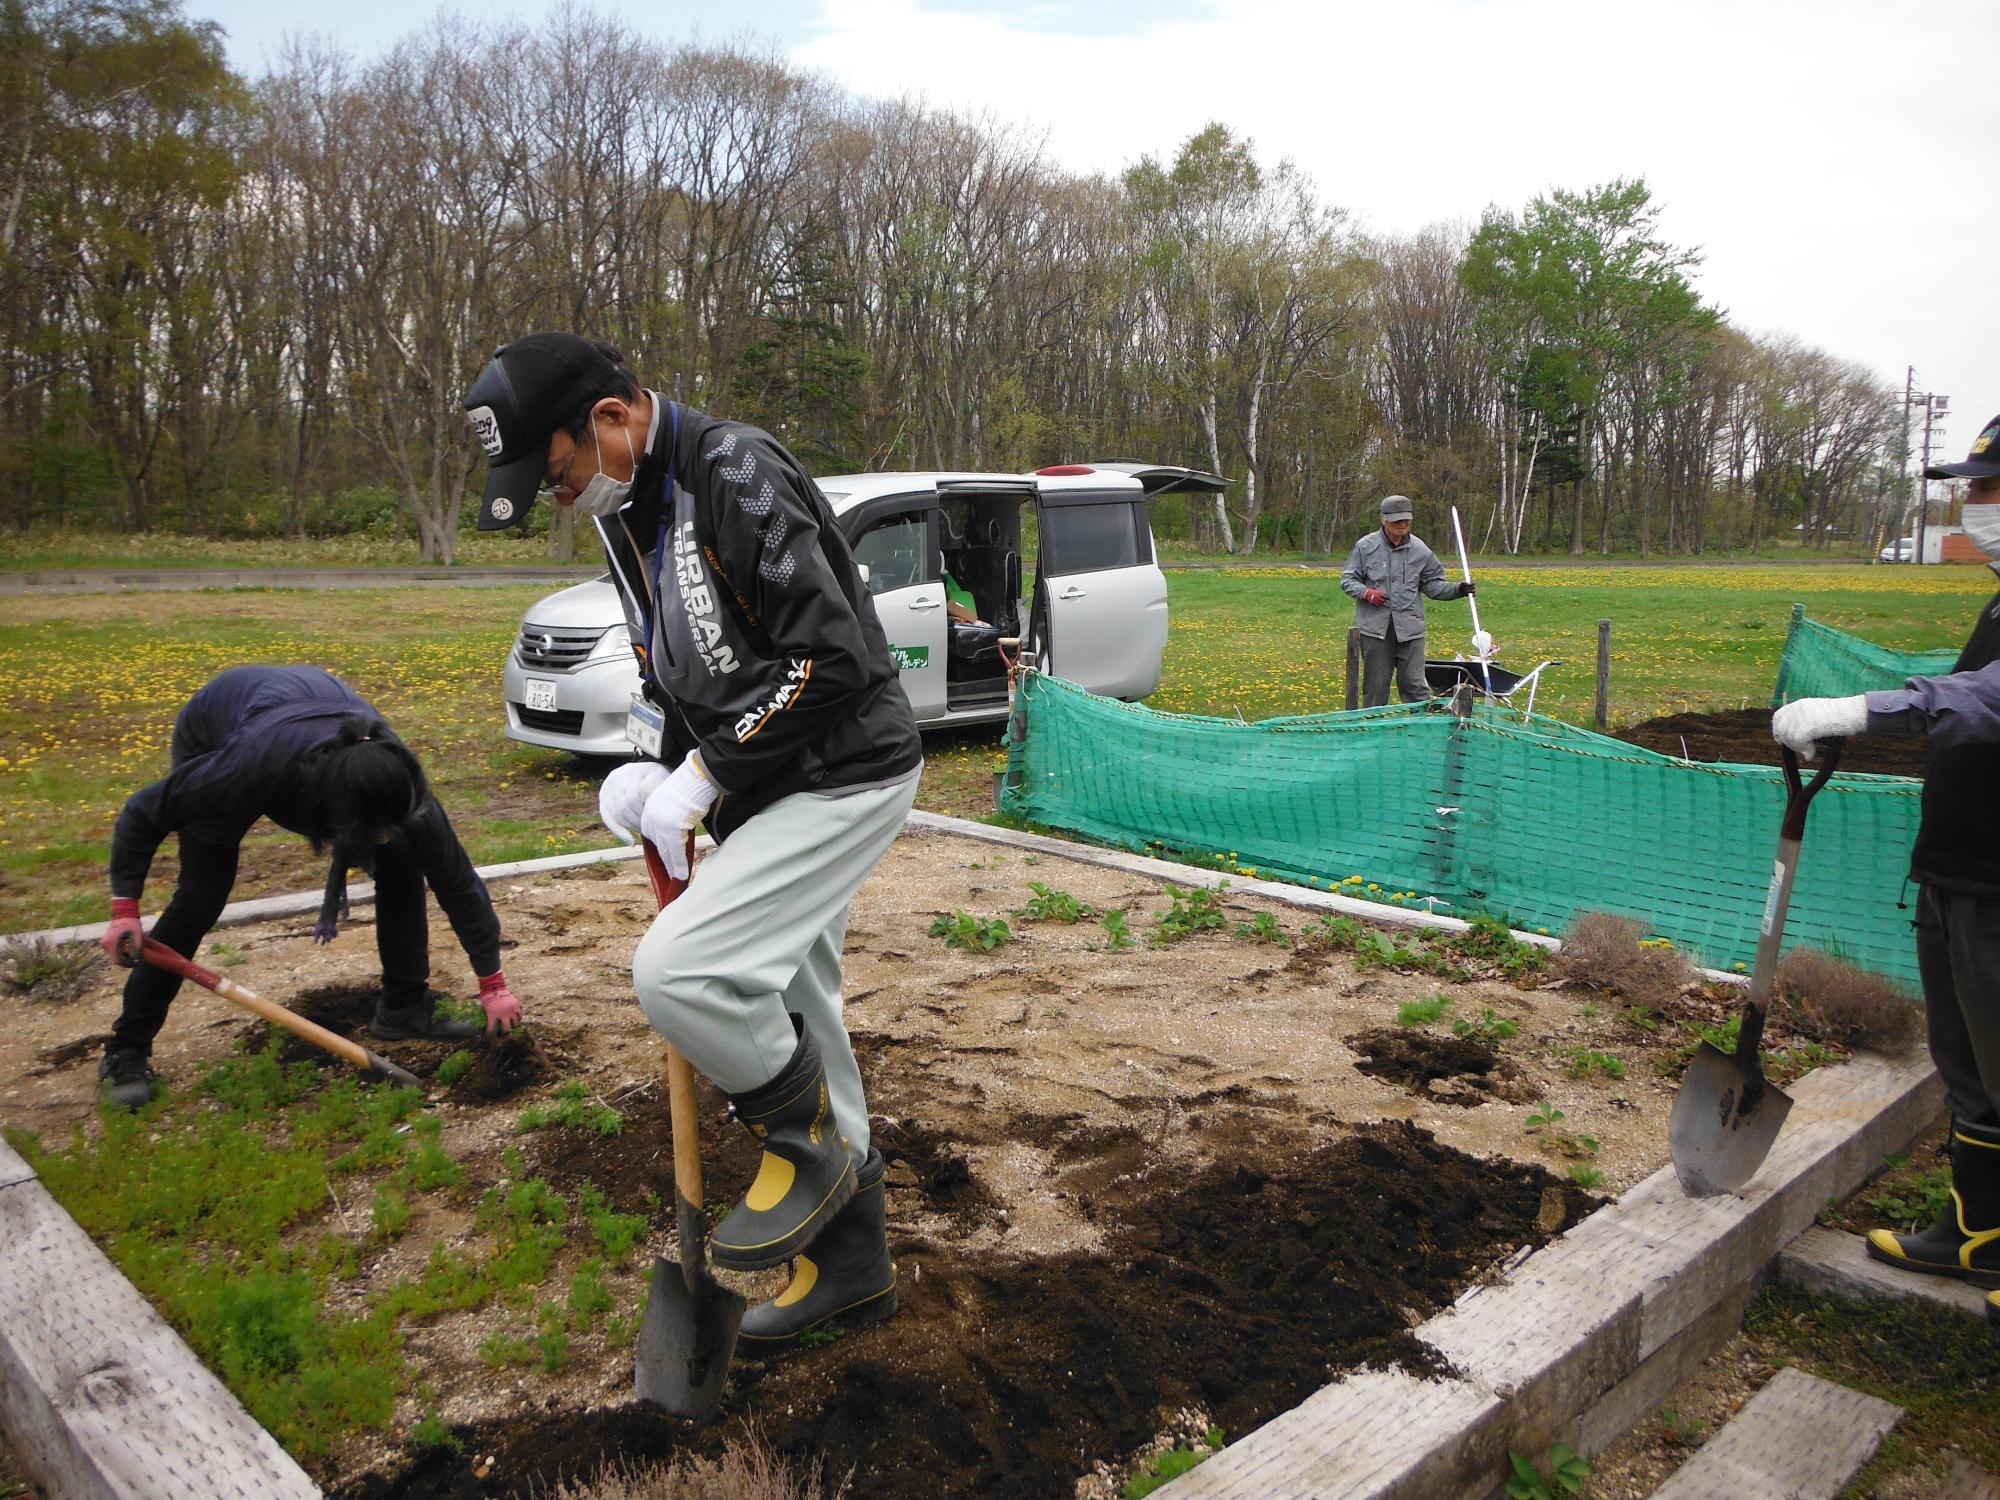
left=625, top=695, right=665, bottom=758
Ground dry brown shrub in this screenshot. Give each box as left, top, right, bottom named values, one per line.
left=1552, top=911, right=1698, bottom=1010
left=1775, top=947, right=1921, bottom=1053
left=2, top=937, right=101, bottom=1003
left=539, top=1426, right=847, bottom=1500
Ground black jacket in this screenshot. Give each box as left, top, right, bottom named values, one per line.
left=110, top=666, right=502, bottom=971
left=1911, top=592, right=2000, bottom=897
left=595, top=399, right=922, bottom=841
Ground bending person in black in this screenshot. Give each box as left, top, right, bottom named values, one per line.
left=97, top=665, right=522, bottom=1108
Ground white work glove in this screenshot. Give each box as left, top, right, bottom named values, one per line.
left=599, top=760, right=668, bottom=844
left=638, top=751, right=720, bottom=880
left=1771, top=695, right=1869, bottom=761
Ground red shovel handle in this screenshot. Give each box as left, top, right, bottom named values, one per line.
left=641, top=836, right=693, bottom=909
left=139, top=937, right=224, bottom=991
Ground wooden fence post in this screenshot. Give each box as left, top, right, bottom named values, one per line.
left=1345, top=627, right=1361, bottom=711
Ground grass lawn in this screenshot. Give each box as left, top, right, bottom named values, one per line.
left=1, top=564, right=1991, bottom=934
left=0, top=528, right=605, bottom=570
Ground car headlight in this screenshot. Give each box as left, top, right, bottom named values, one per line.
left=586, top=626, right=634, bottom=663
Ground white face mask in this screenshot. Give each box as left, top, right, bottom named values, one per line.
left=570, top=421, right=635, bottom=518
left=1962, top=501, right=2000, bottom=574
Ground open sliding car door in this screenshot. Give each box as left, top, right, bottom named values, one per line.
left=1031, top=465, right=1228, bottom=700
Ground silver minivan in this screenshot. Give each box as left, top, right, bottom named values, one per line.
left=500, top=462, right=1226, bottom=755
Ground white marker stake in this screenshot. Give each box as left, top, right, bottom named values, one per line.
left=1450, top=505, right=1491, bottom=693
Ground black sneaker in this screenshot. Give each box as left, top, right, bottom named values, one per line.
left=369, top=991, right=482, bottom=1043
left=97, top=1049, right=158, bottom=1110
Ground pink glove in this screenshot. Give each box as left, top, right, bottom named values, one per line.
left=477, top=971, right=523, bottom=1036
left=101, top=897, right=144, bottom=966
left=1362, top=588, right=1389, bottom=607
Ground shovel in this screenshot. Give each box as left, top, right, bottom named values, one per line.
left=633, top=835, right=745, bottom=1420
left=139, top=937, right=423, bottom=1089
left=1669, top=742, right=1843, bottom=1196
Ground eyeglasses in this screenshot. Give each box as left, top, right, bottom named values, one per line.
left=538, top=429, right=592, bottom=497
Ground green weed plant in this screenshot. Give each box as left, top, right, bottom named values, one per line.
left=517, top=1080, right=624, bottom=1137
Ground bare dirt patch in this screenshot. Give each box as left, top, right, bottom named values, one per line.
left=1612, top=707, right=1929, bottom=777
left=1, top=827, right=1715, bottom=1497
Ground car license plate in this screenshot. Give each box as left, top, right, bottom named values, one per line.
left=525, top=677, right=558, bottom=712
left=625, top=695, right=664, bottom=757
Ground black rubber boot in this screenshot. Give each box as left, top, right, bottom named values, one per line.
left=710, top=1020, right=855, bottom=1272
left=1866, top=1118, right=2000, bottom=1289
left=739, top=1147, right=897, bottom=1355
left=369, top=989, right=481, bottom=1043
left=97, top=1047, right=158, bottom=1111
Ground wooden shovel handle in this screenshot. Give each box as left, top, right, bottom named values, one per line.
left=641, top=837, right=705, bottom=1208
left=140, top=937, right=372, bottom=1071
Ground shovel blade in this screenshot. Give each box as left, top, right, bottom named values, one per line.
left=634, top=1254, right=745, bottom=1421
left=1670, top=1040, right=1795, bottom=1197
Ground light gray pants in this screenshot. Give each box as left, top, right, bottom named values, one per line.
left=1360, top=624, right=1430, bottom=707
left=633, top=770, right=919, bottom=1167
left=1917, top=885, right=2000, bottom=1129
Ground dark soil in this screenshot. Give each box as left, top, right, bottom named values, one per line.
left=1346, top=1027, right=1537, bottom=1107
left=1612, top=708, right=1929, bottom=777
left=441, top=1031, right=558, bottom=1103
left=340, top=1119, right=1597, bottom=1500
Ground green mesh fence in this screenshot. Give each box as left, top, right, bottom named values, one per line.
left=1001, top=672, right=1924, bottom=985
left=1771, top=603, right=1959, bottom=706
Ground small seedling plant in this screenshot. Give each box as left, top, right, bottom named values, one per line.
left=1013, top=882, right=1092, bottom=924
left=1453, top=1007, right=1520, bottom=1041
left=1566, top=1047, right=1626, bottom=1081
left=1397, top=993, right=1456, bottom=1027
left=930, top=910, right=1013, bottom=952
left=1154, top=883, right=1226, bottom=944
left=1234, top=911, right=1287, bottom=945
left=1099, top=908, right=1136, bottom=951
left=1505, top=1442, right=1589, bottom=1498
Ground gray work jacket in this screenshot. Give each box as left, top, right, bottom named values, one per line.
left=1339, top=529, right=1465, bottom=640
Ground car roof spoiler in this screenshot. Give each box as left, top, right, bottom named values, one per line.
left=1081, top=462, right=1231, bottom=496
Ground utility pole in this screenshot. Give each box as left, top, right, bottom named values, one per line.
left=1899, top=371, right=1948, bottom=565
left=1917, top=393, right=1950, bottom=566
left=1898, top=366, right=1915, bottom=554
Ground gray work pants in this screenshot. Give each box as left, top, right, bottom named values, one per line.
left=632, top=770, right=920, bottom=1167
left=1917, top=885, right=2000, bottom=1129
left=1360, top=623, right=1430, bottom=708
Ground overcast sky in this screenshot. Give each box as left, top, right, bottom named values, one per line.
left=195, top=0, right=2000, bottom=467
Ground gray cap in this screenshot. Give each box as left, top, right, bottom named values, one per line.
left=1379, top=494, right=1414, bottom=520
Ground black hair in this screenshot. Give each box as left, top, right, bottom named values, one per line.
left=558, top=339, right=644, bottom=443
left=295, top=715, right=428, bottom=864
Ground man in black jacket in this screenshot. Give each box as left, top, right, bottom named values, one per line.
left=464, top=334, right=922, bottom=1353
left=1774, top=413, right=2000, bottom=1320
left=98, top=665, right=523, bottom=1107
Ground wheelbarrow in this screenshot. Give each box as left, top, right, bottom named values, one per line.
left=1423, top=657, right=1561, bottom=716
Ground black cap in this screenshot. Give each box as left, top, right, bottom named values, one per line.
left=462, top=333, right=627, bottom=530
left=1924, top=412, right=2000, bottom=481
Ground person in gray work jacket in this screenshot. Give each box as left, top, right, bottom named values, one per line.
left=1774, top=411, right=2000, bottom=1323
left=1339, top=494, right=1474, bottom=707
left=462, top=333, right=922, bottom=1354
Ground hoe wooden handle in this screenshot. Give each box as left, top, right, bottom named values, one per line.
left=140, top=938, right=423, bottom=1089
